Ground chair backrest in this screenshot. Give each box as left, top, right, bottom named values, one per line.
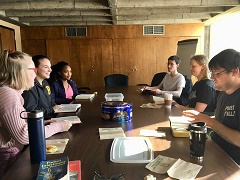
left=150, top=72, right=167, bottom=87
left=174, top=75, right=193, bottom=106
left=104, top=74, right=128, bottom=87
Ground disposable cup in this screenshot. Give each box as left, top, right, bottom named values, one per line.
left=164, top=93, right=173, bottom=109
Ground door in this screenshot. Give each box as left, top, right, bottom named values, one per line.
left=69, top=39, right=113, bottom=88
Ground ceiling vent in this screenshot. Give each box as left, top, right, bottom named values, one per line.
left=65, top=27, right=87, bottom=37
left=143, top=25, right=164, bottom=35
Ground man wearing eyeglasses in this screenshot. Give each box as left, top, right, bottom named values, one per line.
left=183, top=49, right=240, bottom=165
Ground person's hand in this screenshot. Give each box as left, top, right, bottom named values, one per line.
left=151, top=89, right=161, bottom=95
left=183, top=110, right=212, bottom=126
left=172, top=100, right=178, bottom=107
left=60, top=120, right=81, bottom=132
left=143, top=86, right=150, bottom=90
left=44, top=119, right=56, bottom=125
left=53, top=105, right=63, bottom=112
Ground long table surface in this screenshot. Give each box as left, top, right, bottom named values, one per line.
left=3, top=86, right=240, bottom=180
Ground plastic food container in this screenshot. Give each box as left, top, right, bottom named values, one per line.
left=101, top=101, right=132, bottom=122
left=110, top=137, right=153, bottom=163
left=105, top=93, right=124, bottom=101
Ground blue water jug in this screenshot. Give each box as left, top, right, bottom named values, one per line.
left=21, top=110, right=46, bottom=164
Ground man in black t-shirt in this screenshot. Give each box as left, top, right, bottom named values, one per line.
left=183, top=49, right=240, bottom=165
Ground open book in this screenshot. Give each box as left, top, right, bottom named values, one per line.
left=55, top=104, right=81, bottom=113
left=52, top=116, right=81, bottom=123
left=75, top=94, right=95, bottom=100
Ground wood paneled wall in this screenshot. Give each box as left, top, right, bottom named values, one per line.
left=0, top=26, right=15, bottom=51
left=21, top=24, right=204, bottom=88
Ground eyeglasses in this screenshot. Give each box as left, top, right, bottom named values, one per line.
left=209, top=69, right=227, bottom=77
left=94, top=172, right=124, bottom=180
left=28, top=67, right=36, bottom=71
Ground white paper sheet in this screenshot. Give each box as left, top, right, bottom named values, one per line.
left=146, top=155, right=202, bottom=179
left=139, top=129, right=166, bottom=138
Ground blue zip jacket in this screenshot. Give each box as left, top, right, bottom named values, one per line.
left=51, top=79, right=78, bottom=104
left=22, top=79, right=56, bottom=119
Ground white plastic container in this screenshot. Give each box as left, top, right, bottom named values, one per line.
left=105, top=93, right=124, bottom=101
left=110, top=137, right=153, bottom=163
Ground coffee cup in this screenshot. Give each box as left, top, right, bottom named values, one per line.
left=189, top=122, right=207, bottom=160
left=164, top=93, right=173, bottom=109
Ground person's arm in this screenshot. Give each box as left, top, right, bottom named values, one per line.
left=144, top=83, right=163, bottom=90
left=175, top=102, right=208, bottom=112
left=22, top=89, right=41, bottom=112
left=183, top=111, right=240, bottom=147
left=4, top=110, right=29, bottom=145
left=152, top=86, right=183, bottom=97
left=51, top=83, right=67, bottom=105
left=22, top=87, right=55, bottom=116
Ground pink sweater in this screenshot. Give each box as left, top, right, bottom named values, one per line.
left=0, top=86, right=63, bottom=151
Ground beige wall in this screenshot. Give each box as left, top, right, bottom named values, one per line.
left=0, top=20, right=22, bottom=50
left=209, top=13, right=240, bottom=58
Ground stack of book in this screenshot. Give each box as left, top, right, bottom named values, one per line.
left=169, top=116, right=193, bottom=137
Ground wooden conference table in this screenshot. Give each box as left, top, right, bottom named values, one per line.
left=3, top=86, right=240, bottom=180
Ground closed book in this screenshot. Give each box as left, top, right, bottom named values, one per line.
left=37, top=156, right=69, bottom=180
left=75, top=94, right=95, bottom=100
left=69, top=160, right=81, bottom=180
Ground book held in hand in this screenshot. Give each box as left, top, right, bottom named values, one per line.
left=55, top=104, right=81, bottom=113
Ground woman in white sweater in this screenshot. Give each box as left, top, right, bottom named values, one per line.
left=0, top=50, right=78, bottom=177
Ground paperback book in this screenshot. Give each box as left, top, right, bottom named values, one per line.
left=75, top=94, right=95, bottom=100
left=69, top=160, right=81, bottom=180
left=37, top=157, right=69, bottom=180
left=37, top=157, right=81, bottom=180
left=55, top=104, right=81, bottom=113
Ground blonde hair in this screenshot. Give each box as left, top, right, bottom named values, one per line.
left=0, top=49, right=33, bottom=90
left=190, top=54, right=209, bottom=79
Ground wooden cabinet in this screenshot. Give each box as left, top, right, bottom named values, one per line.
left=113, top=38, right=159, bottom=86
left=133, top=38, right=158, bottom=85
left=69, top=39, right=113, bottom=88
left=46, top=40, right=70, bottom=65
